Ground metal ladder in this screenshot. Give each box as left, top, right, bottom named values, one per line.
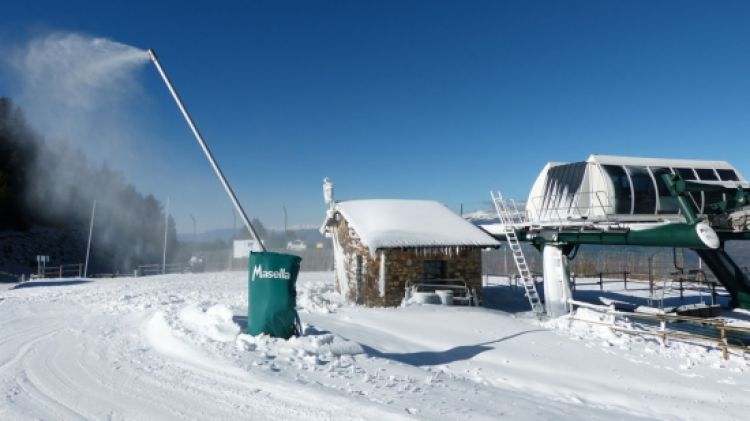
left=491, top=191, right=545, bottom=318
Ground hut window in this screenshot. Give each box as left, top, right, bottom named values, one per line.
left=423, top=260, right=446, bottom=279
left=650, top=167, right=680, bottom=214
left=627, top=166, right=657, bottom=214
left=601, top=165, right=632, bottom=214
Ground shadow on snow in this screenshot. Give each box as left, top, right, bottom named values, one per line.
left=12, top=280, right=93, bottom=289
left=360, top=329, right=547, bottom=366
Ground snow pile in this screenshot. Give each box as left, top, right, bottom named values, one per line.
left=296, top=274, right=345, bottom=314
left=546, top=307, right=632, bottom=348
left=332, top=199, right=500, bottom=254
left=179, top=304, right=240, bottom=342
left=236, top=332, right=364, bottom=368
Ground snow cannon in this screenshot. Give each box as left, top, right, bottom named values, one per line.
left=148, top=49, right=303, bottom=338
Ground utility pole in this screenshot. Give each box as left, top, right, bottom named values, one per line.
left=189, top=213, right=197, bottom=258
left=228, top=208, right=237, bottom=271
left=84, top=200, right=97, bottom=278
left=163, top=197, right=170, bottom=274
left=283, top=205, right=288, bottom=235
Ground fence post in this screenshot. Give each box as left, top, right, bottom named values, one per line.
left=599, top=272, right=603, bottom=292
left=659, top=320, right=667, bottom=347
left=78, top=264, right=82, bottom=277
left=679, top=279, right=683, bottom=299
left=572, top=273, right=576, bottom=291
left=720, top=323, right=728, bottom=360
left=712, top=283, right=717, bottom=305
left=623, top=271, right=628, bottom=290
left=60, top=266, right=64, bottom=278
left=649, top=268, right=654, bottom=297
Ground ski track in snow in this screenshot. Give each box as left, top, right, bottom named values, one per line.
left=0, top=272, right=748, bottom=420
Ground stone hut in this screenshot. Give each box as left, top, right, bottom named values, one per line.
left=320, top=185, right=500, bottom=307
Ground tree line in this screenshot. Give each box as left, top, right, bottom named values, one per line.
left=0, top=98, right=177, bottom=273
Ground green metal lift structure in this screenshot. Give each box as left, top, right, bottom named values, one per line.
left=489, top=156, right=750, bottom=317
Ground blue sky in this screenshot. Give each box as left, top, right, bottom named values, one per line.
left=2, top=1, right=750, bottom=233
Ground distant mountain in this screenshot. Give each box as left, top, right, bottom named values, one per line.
left=463, top=209, right=498, bottom=225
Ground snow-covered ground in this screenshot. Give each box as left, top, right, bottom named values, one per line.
left=1, top=272, right=749, bottom=420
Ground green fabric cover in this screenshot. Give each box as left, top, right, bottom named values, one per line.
left=247, top=252, right=302, bottom=338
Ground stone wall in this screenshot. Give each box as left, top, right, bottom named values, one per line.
left=333, top=217, right=383, bottom=306
left=332, top=214, right=484, bottom=307
left=382, top=247, right=483, bottom=307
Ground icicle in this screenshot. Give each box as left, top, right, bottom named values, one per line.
left=378, top=250, right=386, bottom=298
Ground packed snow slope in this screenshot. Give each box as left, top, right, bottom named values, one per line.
left=1, top=273, right=748, bottom=420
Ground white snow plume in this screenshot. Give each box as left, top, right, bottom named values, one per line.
left=0, top=33, right=173, bottom=272
left=6, top=32, right=149, bottom=163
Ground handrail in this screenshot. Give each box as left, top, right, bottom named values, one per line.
left=529, top=190, right=614, bottom=224
left=567, top=299, right=750, bottom=359
left=41, top=263, right=83, bottom=279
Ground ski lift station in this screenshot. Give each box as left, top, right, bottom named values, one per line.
left=487, top=154, right=750, bottom=318
left=318, top=154, right=750, bottom=320
left=525, top=154, right=745, bottom=225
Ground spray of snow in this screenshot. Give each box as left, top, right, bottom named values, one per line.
left=6, top=32, right=149, bottom=162
left=2, top=32, right=153, bottom=205
left=0, top=33, right=175, bottom=270
left=10, top=33, right=148, bottom=110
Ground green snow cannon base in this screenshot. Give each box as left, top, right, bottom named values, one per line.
left=247, top=251, right=302, bottom=339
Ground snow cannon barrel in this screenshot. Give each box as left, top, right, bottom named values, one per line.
left=247, top=252, right=302, bottom=338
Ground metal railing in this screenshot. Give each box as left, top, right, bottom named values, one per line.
left=37, top=264, right=83, bottom=279
left=483, top=273, right=543, bottom=288
left=136, top=263, right=186, bottom=277
left=571, top=271, right=631, bottom=291
left=529, top=190, right=614, bottom=224
left=568, top=299, right=750, bottom=360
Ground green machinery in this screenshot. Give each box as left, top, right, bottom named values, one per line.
left=489, top=155, right=750, bottom=316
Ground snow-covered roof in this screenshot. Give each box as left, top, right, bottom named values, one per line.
left=324, top=199, right=500, bottom=253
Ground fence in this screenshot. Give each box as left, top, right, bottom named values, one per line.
left=482, top=247, right=542, bottom=276
left=568, top=299, right=750, bottom=360
left=483, top=247, right=720, bottom=282
left=135, top=263, right=186, bottom=277
left=36, top=264, right=83, bottom=279
left=128, top=248, right=334, bottom=279
left=228, top=248, right=333, bottom=272
left=483, top=273, right=543, bottom=288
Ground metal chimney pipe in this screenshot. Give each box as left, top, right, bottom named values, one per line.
left=148, top=49, right=266, bottom=251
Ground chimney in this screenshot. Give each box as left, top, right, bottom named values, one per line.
left=323, top=177, right=334, bottom=208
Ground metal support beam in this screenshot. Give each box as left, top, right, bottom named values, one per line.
left=148, top=49, right=266, bottom=251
